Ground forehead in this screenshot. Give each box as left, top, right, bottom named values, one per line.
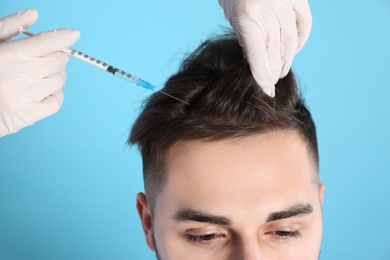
left=156, top=130, right=317, bottom=217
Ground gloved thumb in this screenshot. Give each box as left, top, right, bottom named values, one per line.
left=0, top=9, right=38, bottom=43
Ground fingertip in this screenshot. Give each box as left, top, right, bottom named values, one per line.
left=53, top=91, right=65, bottom=108
left=53, top=28, right=80, bottom=47
left=0, top=8, right=38, bottom=42
left=252, top=71, right=276, bottom=98
left=34, top=29, right=80, bottom=54
left=70, top=29, right=81, bottom=42
left=26, top=8, right=38, bottom=19
left=71, top=29, right=81, bottom=39
left=16, top=8, right=38, bottom=29
left=267, top=56, right=283, bottom=85
left=54, top=91, right=65, bottom=113
left=42, top=91, right=64, bottom=112
left=280, top=60, right=292, bottom=78
left=261, top=84, right=275, bottom=98
left=280, top=69, right=288, bottom=79
left=262, top=78, right=276, bottom=97
left=17, top=8, right=38, bottom=15
left=265, top=86, right=276, bottom=98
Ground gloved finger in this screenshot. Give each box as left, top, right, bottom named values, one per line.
left=277, top=2, right=299, bottom=78
left=39, top=90, right=64, bottom=113
left=9, top=52, right=69, bottom=79
left=292, top=0, right=312, bottom=52
left=0, top=88, right=64, bottom=135
left=0, top=9, right=38, bottom=43
left=10, top=70, right=67, bottom=102
left=2, top=28, right=80, bottom=57
left=15, top=90, right=64, bottom=129
left=239, top=17, right=276, bottom=97
left=263, top=17, right=283, bottom=86
left=29, top=90, right=64, bottom=124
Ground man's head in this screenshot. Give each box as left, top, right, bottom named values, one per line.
left=129, top=35, right=323, bottom=259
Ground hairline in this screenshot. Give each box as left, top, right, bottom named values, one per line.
left=148, top=128, right=319, bottom=216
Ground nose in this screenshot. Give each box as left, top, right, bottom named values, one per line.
left=228, top=240, right=265, bottom=260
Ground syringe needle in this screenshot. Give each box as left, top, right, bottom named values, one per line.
left=159, top=90, right=189, bottom=104
left=18, top=28, right=190, bottom=105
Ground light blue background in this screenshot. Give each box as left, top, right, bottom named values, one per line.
left=1, top=1, right=389, bottom=259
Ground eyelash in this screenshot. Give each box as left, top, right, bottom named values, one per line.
left=186, top=230, right=301, bottom=247
left=270, top=230, right=301, bottom=241
left=186, top=233, right=224, bottom=247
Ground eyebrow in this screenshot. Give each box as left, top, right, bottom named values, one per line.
left=171, top=209, right=231, bottom=225
left=266, top=203, right=313, bottom=223
left=171, top=203, right=313, bottom=226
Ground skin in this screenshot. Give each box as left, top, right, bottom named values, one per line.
left=137, top=130, right=324, bottom=259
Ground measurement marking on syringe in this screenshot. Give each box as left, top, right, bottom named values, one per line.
left=68, top=47, right=138, bottom=80
left=19, top=28, right=190, bottom=105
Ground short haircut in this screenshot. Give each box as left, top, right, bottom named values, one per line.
left=129, top=34, right=318, bottom=213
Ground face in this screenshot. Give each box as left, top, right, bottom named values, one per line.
left=137, top=130, right=324, bottom=260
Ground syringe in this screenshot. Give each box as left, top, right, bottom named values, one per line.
left=19, top=28, right=189, bottom=105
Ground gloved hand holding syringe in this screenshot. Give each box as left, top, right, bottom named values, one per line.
left=20, top=28, right=189, bottom=105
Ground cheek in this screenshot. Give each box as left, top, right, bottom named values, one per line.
left=153, top=218, right=171, bottom=257
left=285, top=252, right=309, bottom=260
left=285, top=242, right=321, bottom=260
left=153, top=218, right=189, bottom=259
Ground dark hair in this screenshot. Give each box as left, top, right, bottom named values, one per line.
left=129, top=34, right=318, bottom=212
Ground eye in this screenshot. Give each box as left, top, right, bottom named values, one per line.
left=267, top=230, right=301, bottom=242
left=186, top=233, right=226, bottom=248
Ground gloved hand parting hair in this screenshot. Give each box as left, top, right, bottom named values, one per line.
left=219, top=0, right=312, bottom=97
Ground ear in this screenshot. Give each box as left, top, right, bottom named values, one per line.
left=318, top=183, right=325, bottom=205
left=136, top=192, right=156, bottom=251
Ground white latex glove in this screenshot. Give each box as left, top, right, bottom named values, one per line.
left=0, top=9, right=80, bottom=137
left=219, top=0, right=312, bottom=97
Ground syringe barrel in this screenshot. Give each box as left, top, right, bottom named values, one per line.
left=64, top=48, right=139, bottom=84
left=108, top=67, right=139, bottom=84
